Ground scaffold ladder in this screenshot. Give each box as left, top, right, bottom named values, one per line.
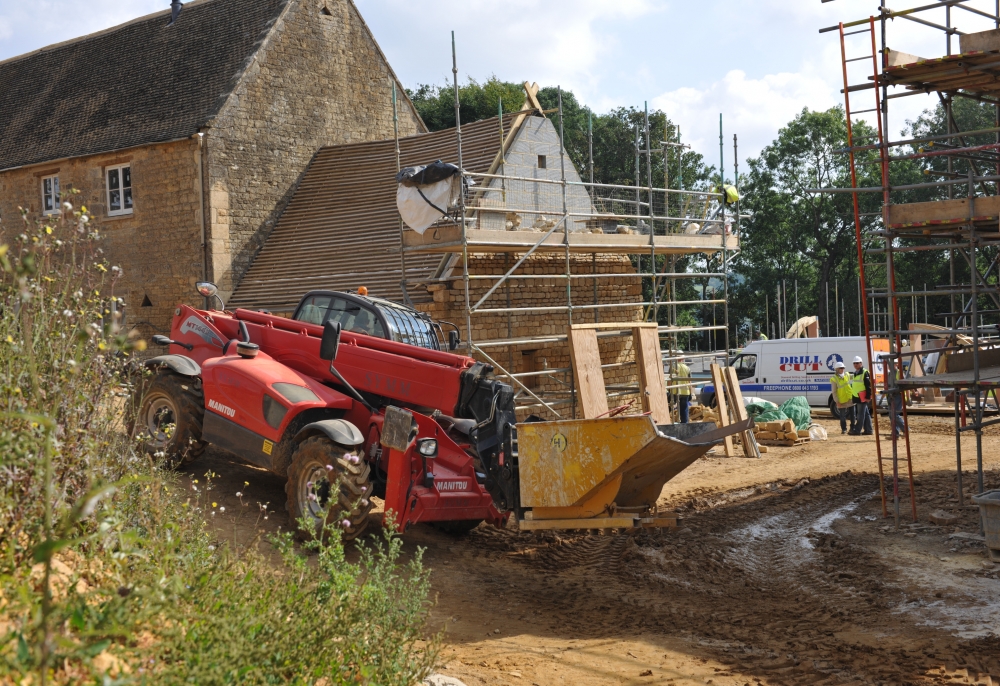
left=839, top=17, right=917, bottom=525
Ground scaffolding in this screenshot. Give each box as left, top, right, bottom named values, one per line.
left=819, top=0, right=1000, bottom=527
left=398, top=38, right=742, bottom=420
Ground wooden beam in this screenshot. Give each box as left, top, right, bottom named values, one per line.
left=568, top=327, right=609, bottom=419
left=634, top=326, right=672, bottom=424
left=709, top=364, right=735, bottom=457
left=723, top=366, right=759, bottom=458
left=571, top=322, right=656, bottom=330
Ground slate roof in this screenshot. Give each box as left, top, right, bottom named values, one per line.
left=0, top=0, right=288, bottom=171
left=229, top=113, right=527, bottom=312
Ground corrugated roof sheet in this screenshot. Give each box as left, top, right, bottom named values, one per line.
left=0, top=0, right=288, bottom=171
left=230, top=113, right=525, bottom=312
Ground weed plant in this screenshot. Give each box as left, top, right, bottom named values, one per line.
left=0, top=200, right=438, bottom=684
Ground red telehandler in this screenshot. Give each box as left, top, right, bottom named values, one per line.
left=135, top=283, right=743, bottom=539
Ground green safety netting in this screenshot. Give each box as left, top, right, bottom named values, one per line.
left=778, top=396, right=812, bottom=430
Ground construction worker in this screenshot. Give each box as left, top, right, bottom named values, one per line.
left=756, top=330, right=768, bottom=341
left=674, top=358, right=692, bottom=423
left=830, top=361, right=854, bottom=435
left=849, top=356, right=873, bottom=435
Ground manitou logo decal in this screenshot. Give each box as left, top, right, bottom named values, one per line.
left=779, top=355, right=822, bottom=372
left=208, top=399, right=236, bottom=418
left=437, top=480, right=468, bottom=492
left=180, top=316, right=223, bottom=346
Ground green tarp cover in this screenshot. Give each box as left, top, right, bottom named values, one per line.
left=778, top=396, right=812, bottom=430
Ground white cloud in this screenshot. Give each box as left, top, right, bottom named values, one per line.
left=0, top=16, right=11, bottom=41
left=652, top=69, right=839, bottom=162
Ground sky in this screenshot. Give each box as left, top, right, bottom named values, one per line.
left=3, top=0, right=1000, bottom=165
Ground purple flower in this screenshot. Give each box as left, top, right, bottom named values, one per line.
left=325, top=464, right=334, bottom=471
left=340, top=519, right=351, bottom=529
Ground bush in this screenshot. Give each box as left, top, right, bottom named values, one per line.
left=0, top=200, right=438, bottom=684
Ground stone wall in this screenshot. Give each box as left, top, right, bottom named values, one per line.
left=418, top=253, right=646, bottom=420
left=206, top=0, right=424, bottom=299
left=0, top=138, right=204, bottom=336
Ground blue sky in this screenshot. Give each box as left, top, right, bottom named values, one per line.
left=3, top=0, right=1000, bottom=163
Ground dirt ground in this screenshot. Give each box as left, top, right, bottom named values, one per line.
left=190, top=414, right=1000, bottom=686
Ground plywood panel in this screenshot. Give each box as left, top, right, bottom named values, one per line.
left=709, top=364, right=735, bottom=457
left=634, top=326, right=671, bottom=424
left=568, top=327, right=609, bottom=419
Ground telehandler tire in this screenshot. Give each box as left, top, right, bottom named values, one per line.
left=134, top=372, right=207, bottom=467
left=286, top=436, right=373, bottom=541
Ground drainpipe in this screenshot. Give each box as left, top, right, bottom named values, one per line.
left=193, top=132, right=208, bottom=305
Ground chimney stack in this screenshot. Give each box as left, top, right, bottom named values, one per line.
left=168, top=1, right=182, bottom=25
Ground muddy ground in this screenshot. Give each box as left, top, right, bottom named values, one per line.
left=191, top=415, right=1000, bottom=685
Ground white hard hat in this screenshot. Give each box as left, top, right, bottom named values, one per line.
left=853, top=356, right=863, bottom=364
left=835, top=361, right=846, bottom=369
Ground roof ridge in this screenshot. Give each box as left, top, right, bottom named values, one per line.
left=0, top=0, right=216, bottom=69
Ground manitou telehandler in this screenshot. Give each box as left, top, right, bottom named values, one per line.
left=134, top=283, right=745, bottom=539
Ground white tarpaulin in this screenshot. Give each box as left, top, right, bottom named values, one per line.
left=396, top=161, right=464, bottom=235
left=396, top=176, right=458, bottom=235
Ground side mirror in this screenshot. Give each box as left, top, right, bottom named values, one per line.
left=320, top=321, right=342, bottom=361
left=152, top=335, right=172, bottom=346
left=196, top=282, right=218, bottom=298
left=448, top=330, right=460, bottom=351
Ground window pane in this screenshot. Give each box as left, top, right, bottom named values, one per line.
left=295, top=296, right=332, bottom=325
left=53, top=177, right=59, bottom=197
left=124, top=187, right=133, bottom=209
left=109, top=190, right=121, bottom=212
left=43, top=193, right=53, bottom=212
left=43, top=178, right=51, bottom=195
left=122, top=166, right=131, bottom=189
left=108, top=169, right=119, bottom=191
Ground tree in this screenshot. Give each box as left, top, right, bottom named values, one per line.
left=732, top=107, right=887, bottom=337
left=406, top=77, right=527, bottom=132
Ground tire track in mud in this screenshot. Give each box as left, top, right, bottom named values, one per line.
left=462, top=471, right=1000, bottom=684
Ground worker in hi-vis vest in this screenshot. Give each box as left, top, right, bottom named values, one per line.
left=830, top=361, right=855, bottom=435
left=849, top=356, right=873, bottom=436
left=674, top=358, right=692, bottom=423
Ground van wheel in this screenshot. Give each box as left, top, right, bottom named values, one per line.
left=828, top=395, right=841, bottom=419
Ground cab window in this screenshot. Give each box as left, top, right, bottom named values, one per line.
left=326, top=298, right=386, bottom=338
left=296, top=295, right=332, bottom=325
left=734, top=354, right=757, bottom=380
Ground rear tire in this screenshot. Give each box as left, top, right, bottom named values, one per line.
left=432, top=520, right=484, bottom=536
left=285, top=436, right=373, bottom=541
left=134, top=373, right=206, bottom=467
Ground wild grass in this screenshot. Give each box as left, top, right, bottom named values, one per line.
left=0, top=199, right=437, bottom=684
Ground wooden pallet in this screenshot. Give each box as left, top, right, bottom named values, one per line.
left=756, top=437, right=810, bottom=448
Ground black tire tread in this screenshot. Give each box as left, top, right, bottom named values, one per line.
left=285, top=436, right=373, bottom=541
left=135, top=373, right=206, bottom=467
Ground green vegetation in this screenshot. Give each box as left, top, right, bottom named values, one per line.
left=0, top=201, right=437, bottom=684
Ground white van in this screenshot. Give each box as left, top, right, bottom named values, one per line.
left=699, top=336, right=889, bottom=414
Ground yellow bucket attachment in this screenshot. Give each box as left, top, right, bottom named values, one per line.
left=516, top=415, right=749, bottom=530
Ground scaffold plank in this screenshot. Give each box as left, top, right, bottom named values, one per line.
left=402, top=225, right=739, bottom=255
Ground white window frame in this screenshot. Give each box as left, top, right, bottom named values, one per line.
left=41, top=174, right=60, bottom=215
left=105, top=163, right=133, bottom=217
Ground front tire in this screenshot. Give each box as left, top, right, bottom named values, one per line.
left=134, top=373, right=207, bottom=467
left=285, top=436, right=373, bottom=541
left=828, top=395, right=841, bottom=419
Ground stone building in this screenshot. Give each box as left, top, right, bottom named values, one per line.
left=0, top=0, right=423, bottom=334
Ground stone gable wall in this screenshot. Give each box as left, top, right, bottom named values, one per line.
left=417, top=253, right=646, bottom=420
left=0, top=138, right=204, bottom=337
left=206, top=0, right=424, bottom=299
